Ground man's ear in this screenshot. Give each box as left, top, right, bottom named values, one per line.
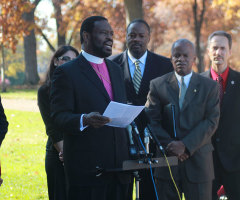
left=54, top=58, right=58, bottom=67
left=207, top=47, right=210, bottom=57
left=229, top=48, right=232, bottom=57
left=82, top=31, right=90, bottom=44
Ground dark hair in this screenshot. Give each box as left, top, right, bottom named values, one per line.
left=44, top=45, right=79, bottom=88
left=171, top=39, right=195, bottom=54
left=126, top=19, right=150, bottom=34
left=208, top=31, right=232, bottom=49
left=80, top=16, right=108, bottom=44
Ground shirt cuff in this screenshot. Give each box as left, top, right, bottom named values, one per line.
left=80, top=114, right=88, bottom=131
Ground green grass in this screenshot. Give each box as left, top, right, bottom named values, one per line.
left=0, top=109, right=48, bottom=200
left=0, top=89, right=37, bottom=100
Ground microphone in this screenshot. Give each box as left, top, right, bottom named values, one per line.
left=126, top=124, right=138, bottom=157
left=143, top=111, right=165, bottom=155
left=146, top=124, right=165, bottom=155
left=131, top=121, right=140, bottom=135
left=171, top=104, right=177, bottom=138
left=144, top=127, right=150, bottom=153
left=126, top=124, right=134, bottom=145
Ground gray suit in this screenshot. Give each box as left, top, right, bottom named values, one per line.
left=145, top=71, right=220, bottom=199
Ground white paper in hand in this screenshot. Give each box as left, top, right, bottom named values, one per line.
left=103, top=101, right=145, bottom=128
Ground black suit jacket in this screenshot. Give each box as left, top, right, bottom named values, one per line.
left=145, top=72, right=220, bottom=182
left=50, top=54, right=130, bottom=187
left=110, top=50, right=173, bottom=132
left=38, top=85, right=63, bottom=153
left=0, top=96, right=8, bottom=146
left=202, top=68, right=240, bottom=172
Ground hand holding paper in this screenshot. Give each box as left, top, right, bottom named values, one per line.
left=103, top=101, right=145, bottom=128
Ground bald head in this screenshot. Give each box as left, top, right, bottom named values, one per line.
left=171, top=39, right=196, bottom=76
left=171, top=39, right=195, bottom=55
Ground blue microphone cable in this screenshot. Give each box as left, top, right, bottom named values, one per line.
left=137, top=134, right=159, bottom=200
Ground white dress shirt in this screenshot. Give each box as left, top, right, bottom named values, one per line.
left=127, top=50, right=148, bottom=78
left=175, top=71, right=193, bottom=89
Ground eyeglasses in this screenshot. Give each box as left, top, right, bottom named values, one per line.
left=58, top=56, right=74, bottom=62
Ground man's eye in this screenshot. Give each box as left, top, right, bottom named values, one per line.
left=129, top=34, right=135, bottom=38
left=174, top=54, right=180, bottom=58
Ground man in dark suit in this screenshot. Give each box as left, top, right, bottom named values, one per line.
left=0, top=96, right=8, bottom=187
left=50, top=16, right=130, bottom=200
left=145, top=39, right=220, bottom=200
left=110, top=19, right=173, bottom=200
left=202, top=31, right=240, bottom=200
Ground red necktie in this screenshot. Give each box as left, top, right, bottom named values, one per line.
left=216, top=75, right=224, bottom=103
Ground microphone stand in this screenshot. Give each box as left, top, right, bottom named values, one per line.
left=131, top=121, right=156, bottom=200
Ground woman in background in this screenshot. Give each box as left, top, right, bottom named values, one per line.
left=38, top=45, right=79, bottom=200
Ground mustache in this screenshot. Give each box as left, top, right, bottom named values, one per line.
left=104, top=39, right=113, bottom=44
left=176, top=61, right=186, bottom=65
left=214, top=56, right=223, bottom=59
left=131, top=42, right=142, bottom=46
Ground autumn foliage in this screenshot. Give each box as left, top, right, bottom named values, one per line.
left=0, top=0, right=34, bottom=52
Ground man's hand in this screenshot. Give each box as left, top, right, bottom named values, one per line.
left=178, top=153, right=189, bottom=162
left=54, top=140, right=64, bottom=162
left=83, top=112, right=110, bottom=128
left=53, top=140, right=63, bottom=153
left=166, top=141, right=186, bottom=157
left=59, top=151, right=64, bottom=162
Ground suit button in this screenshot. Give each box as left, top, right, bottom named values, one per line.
left=216, top=138, right=220, bottom=142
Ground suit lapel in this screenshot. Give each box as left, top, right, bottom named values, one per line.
left=181, top=72, right=200, bottom=111
left=221, top=68, right=235, bottom=112
left=138, top=50, right=152, bottom=95
left=105, top=59, right=119, bottom=101
left=121, top=51, right=132, bottom=83
left=120, top=51, right=140, bottom=100
left=167, top=72, right=180, bottom=106
left=203, top=68, right=235, bottom=111
left=78, top=54, right=110, bottom=101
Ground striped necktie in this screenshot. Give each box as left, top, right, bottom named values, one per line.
left=132, top=60, right=142, bottom=94
left=179, top=76, right=187, bottom=109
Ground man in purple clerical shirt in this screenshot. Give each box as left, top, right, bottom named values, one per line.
left=50, top=16, right=131, bottom=200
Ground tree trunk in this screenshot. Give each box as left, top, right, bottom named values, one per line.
left=22, top=10, right=39, bottom=85
left=124, top=0, right=143, bottom=26
left=52, top=0, right=66, bottom=47
left=192, top=0, right=206, bottom=73
left=1, top=44, right=6, bottom=92
left=22, top=0, right=41, bottom=85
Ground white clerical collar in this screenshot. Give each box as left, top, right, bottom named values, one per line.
left=175, top=71, right=193, bottom=87
left=127, top=50, right=148, bottom=65
left=82, top=50, right=104, bottom=64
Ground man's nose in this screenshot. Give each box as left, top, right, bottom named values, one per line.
left=133, top=35, right=141, bottom=42
left=106, top=32, right=113, bottom=40
left=178, top=55, right=185, bottom=61
left=216, top=48, right=222, bottom=55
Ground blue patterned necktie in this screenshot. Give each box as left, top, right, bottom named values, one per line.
left=179, top=76, right=187, bottom=109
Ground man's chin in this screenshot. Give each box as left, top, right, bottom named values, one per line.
left=103, top=50, right=112, bottom=57
left=213, top=60, right=223, bottom=65
left=95, top=50, right=112, bottom=58
left=129, top=49, right=143, bottom=59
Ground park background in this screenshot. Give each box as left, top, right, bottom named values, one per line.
left=0, top=0, right=239, bottom=199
